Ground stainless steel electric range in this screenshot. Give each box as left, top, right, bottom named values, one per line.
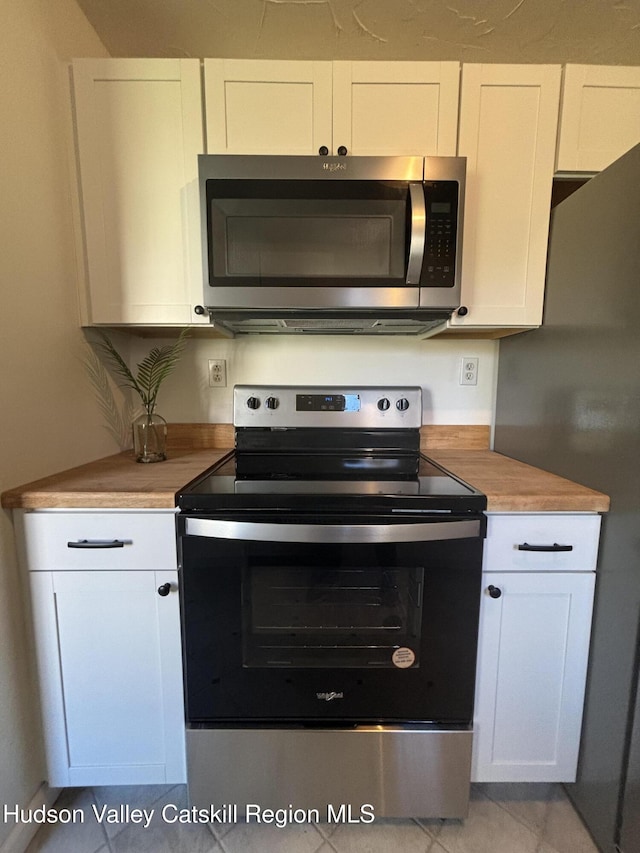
left=177, top=386, right=486, bottom=818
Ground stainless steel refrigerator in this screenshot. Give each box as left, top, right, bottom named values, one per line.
left=494, top=142, right=640, bottom=853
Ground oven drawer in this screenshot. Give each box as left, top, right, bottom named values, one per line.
left=187, top=725, right=473, bottom=819
left=18, top=510, right=178, bottom=571
left=483, top=513, right=601, bottom=572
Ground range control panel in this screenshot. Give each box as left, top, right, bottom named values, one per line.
left=234, top=386, right=422, bottom=429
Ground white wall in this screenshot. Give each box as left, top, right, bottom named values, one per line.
left=130, top=335, right=498, bottom=427
left=0, top=0, right=109, bottom=845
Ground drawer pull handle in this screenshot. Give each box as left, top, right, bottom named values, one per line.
left=157, top=583, right=172, bottom=597
left=487, top=585, right=502, bottom=599
left=67, top=539, right=130, bottom=549
left=517, top=542, right=574, bottom=552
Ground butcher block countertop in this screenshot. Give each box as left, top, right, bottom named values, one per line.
left=429, top=450, right=609, bottom=513
left=0, top=448, right=232, bottom=510
left=1, top=425, right=609, bottom=513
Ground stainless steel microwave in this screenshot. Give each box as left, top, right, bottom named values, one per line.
left=197, top=155, right=466, bottom=336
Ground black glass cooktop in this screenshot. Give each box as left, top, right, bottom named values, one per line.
left=178, top=450, right=486, bottom=514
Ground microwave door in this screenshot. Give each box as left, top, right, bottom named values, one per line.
left=406, top=183, right=426, bottom=285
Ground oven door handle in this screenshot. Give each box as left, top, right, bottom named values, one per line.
left=183, top=517, right=481, bottom=543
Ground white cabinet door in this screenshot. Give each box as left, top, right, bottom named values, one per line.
left=472, top=570, right=595, bottom=782
left=452, top=64, right=561, bottom=328
left=205, top=60, right=459, bottom=157
left=557, top=65, right=640, bottom=173
left=30, top=569, right=186, bottom=787
left=204, top=59, right=333, bottom=155
left=332, top=61, right=459, bottom=156
left=73, top=58, right=207, bottom=325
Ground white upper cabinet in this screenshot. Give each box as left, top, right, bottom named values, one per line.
left=71, top=59, right=636, bottom=333
left=557, top=65, right=640, bottom=173
left=332, top=61, right=460, bottom=156
left=204, top=60, right=333, bottom=155
left=73, top=59, right=208, bottom=325
left=204, top=59, right=460, bottom=156
left=451, top=64, right=561, bottom=329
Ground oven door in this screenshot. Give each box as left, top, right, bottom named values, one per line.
left=178, top=512, right=484, bottom=726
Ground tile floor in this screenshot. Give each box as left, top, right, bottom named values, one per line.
left=22, top=783, right=600, bottom=853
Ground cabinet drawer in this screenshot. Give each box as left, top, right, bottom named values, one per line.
left=483, top=513, right=601, bottom=572
left=18, top=511, right=177, bottom=571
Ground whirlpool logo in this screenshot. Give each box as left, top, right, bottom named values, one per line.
left=322, top=162, right=347, bottom=172
left=316, top=691, right=344, bottom=701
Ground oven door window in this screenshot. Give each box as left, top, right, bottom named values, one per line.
left=243, top=565, right=423, bottom=668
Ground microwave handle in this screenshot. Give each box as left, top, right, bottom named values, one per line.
left=407, top=183, right=426, bottom=285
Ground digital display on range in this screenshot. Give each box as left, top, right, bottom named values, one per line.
left=296, top=393, right=361, bottom=412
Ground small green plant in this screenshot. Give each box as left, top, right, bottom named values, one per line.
left=94, top=329, right=189, bottom=416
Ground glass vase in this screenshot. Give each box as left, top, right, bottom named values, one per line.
left=132, top=412, right=167, bottom=463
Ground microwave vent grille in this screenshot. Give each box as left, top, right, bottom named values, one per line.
left=283, top=318, right=376, bottom=331
left=208, top=312, right=448, bottom=337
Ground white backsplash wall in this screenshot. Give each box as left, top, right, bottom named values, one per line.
left=133, top=335, right=498, bottom=426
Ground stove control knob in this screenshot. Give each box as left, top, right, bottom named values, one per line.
left=396, top=398, right=410, bottom=412
left=265, top=396, right=279, bottom=410
left=246, top=396, right=261, bottom=410
left=377, top=397, right=390, bottom=411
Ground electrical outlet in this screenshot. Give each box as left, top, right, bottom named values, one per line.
left=460, top=357, right=478, bottom=386
left=208, top=359, right=227, bottom=387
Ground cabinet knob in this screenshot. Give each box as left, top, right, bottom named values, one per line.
left=194, top=305, right=206, bottom=316
left=337, top=145, right=348, bottom=156
left=157, top=583, right=172, bottom=597
left=457, top=306, right=468, bottom=317
left=318, top=146, right=329, bottom=156
left=487, top=585, right=502, bottom=599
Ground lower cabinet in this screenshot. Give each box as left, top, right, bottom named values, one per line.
left=18, top=510, right=186, bottom=787
left=15, top=507, right=601, bottom=788
left=472, top=513, right=600, bottom=782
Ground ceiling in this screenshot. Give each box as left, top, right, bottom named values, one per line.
left=75, top=0, right=640, bottom=64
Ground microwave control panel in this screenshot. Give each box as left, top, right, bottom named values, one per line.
left=423, top=181, right=459, bottom=288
